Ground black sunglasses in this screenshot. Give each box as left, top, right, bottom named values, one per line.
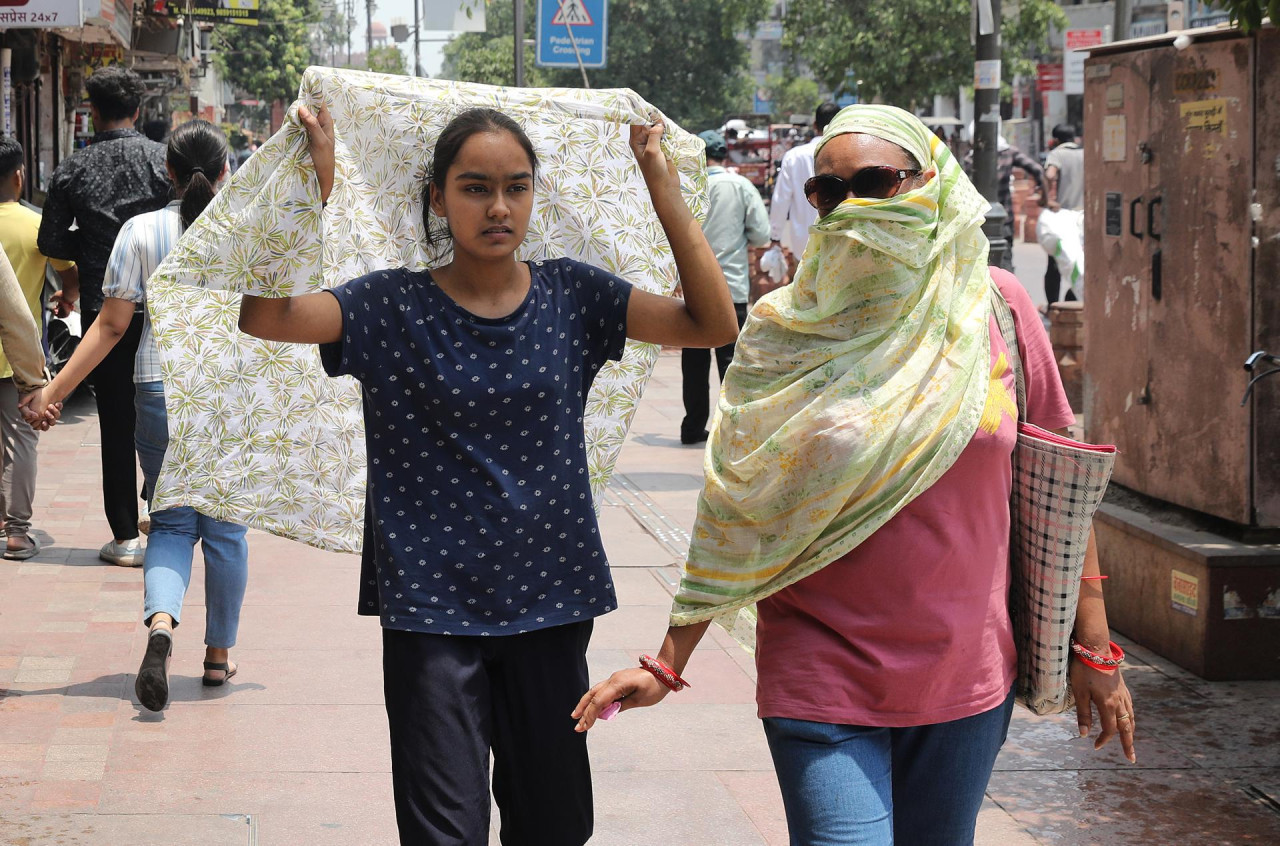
left=804, top=167, right=921, bottom=213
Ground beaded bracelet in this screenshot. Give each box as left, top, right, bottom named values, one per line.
left=1070, top=638, right=1125, bottom=672
left=639, top=654, right=692, bottom=692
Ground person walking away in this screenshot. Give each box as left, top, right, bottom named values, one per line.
left=37, top=66, right=171, bottom=566
left=1041, top=124, right=1084, bottom=304
left=0, top=138, right=78, bottom=560
left=964, top=121, right=1048, bottom=272
left=0, top=250, right=54, bottom=432
left=680, top=130, right=770, bottom=445
left=24, top=121, right=249, bottom=710
left=237, top=106, right=737, bottom=845
left=576, top=105, right=1136, bottom=846
left=768, top=102, right=840, bottom=273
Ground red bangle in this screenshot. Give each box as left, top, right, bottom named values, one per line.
left=1080, top=575, right=1109, bottom=581
left=639, top=654, right=691, bottom=692
left=1070, top=638, right=1125, bottom=671
left=1075, top=656, right=1117, bottom=673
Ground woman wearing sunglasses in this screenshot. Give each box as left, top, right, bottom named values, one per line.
left=575, top=105, right=1134, bottom=844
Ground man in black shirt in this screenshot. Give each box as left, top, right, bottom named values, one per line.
left=38, top=66, right=171, bottom=566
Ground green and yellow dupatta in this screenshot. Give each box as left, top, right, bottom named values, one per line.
left=672, top=105, right=993, bottom=634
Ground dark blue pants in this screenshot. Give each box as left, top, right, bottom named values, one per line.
left=382, top=621, right=594, bottom=846
left=680, top=301, right=748, bottom=442
left=82, top=308, right=143, bottom=540
left=763, top=688, right=1016, bottom=845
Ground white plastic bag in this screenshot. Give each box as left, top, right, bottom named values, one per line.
left=759, top=244, right=788, bottom=284
left=1036, top=208, right=1085, bottom=302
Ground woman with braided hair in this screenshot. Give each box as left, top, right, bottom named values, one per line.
left=24, top=119, right=251, bottom=712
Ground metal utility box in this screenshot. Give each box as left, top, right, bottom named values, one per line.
left=1082, top=24, right=1280, bottom=529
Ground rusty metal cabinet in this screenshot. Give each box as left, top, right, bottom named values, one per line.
left=1083, top=26, right=1280, bottom=528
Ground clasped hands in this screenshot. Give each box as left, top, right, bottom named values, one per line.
left=18, top=387, right=62, bottom=431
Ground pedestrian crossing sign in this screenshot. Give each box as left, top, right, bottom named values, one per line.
left=550, top=0, right=593, bottom=25
left=536, top=0, right=607, bottom=69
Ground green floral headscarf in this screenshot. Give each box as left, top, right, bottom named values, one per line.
left=672, top=105, right=993, bottom=637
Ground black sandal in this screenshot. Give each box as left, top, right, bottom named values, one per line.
left=135, top=628, right=173, bottom=712
left=202, top=660, right=237, bottom=687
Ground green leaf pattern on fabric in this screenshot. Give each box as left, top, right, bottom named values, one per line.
left=146, top=68, right=707, bottom=553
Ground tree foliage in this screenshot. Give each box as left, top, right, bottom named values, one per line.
left=214, top=0, right=316, bottom=105
left=441, top=0, right=770, bottom=131
left=765, top=73, right=820, bottom=124
left=1211, top=0, right=1278, bottom=31
left=784, top=0, right=1066, bottom=109
left=367, top=45, right=408, bottom=75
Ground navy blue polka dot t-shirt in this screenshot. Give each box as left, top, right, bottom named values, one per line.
left=320, top=258, right=632, bottom=636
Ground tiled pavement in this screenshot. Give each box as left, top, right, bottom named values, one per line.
left=2, top=345, right=1279, bottom=845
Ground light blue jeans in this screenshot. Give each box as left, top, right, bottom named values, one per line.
left=134, top=381, right=249, bottom=648
left=762, top=688, right=1016, bottom=846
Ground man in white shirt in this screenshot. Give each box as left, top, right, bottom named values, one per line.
left=768, top=102, right=840, bottom=267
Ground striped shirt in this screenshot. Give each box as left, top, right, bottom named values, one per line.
left=101, top=200, right=183, bottom=384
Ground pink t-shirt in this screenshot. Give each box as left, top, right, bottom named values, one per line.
left=755, top=270, right=1075, bottom=727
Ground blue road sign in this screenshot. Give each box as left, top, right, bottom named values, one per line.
left=536, top=0, right=608, bottom=69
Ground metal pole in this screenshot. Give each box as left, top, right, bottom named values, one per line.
left=514, top=0, right=525, bottom=86
left=1113, top=0, right=1132, bottom=43
left=553, top=0, right=591, bottom=88
left=973, top=0, right=1008, bottom=270
left=413, top=0, right=421, bottom=75
left=366, top=0, right=374, bottom=59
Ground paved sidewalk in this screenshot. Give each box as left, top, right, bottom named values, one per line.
left=2, top=353, right=1279, bottom=845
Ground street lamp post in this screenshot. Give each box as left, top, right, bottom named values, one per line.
left=973, top=0, right=1009, bottom=270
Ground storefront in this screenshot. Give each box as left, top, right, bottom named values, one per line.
left=0, top=0, right=197, bottom=203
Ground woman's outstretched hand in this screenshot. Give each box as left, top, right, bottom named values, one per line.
left=572, top=667, right=671, bottom=733
left=298, top=103, right=335, bottom=205
left=1070, top=659, right=1137, bottom=763
left=630, top=121, right=681, bottom=200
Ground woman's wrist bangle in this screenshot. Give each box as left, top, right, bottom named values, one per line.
left=639, top=654, right=691, bottom=692
left=1070, top=637, right=1125, bottom=671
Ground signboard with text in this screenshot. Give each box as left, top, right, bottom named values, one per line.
left=166, top=0, right=260, bottom=26
left=0, top=0, right=84, bottom=29
left=1037, top=62, right=1064, bottom=92
left=1064, top=28, right=1108, bottom=95
left=536, top=0, right=607, bottom=69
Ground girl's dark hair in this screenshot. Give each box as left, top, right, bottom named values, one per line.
left=167, top=119, right=228, bottom=229
left=424, top=108, right=539, bottom=247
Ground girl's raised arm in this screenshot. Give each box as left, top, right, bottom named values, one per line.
left=237, top=104, right=342, bottom=345
left=238, top=292, right=342, bottom=345
left=624, top=123, right=740, bottom=350
left=299, top=104, right=335, bottom=205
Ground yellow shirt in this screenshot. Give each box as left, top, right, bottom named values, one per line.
left=0, top=202, right=74, bottom=379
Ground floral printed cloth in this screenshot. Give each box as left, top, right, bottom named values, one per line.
left=145, top=67, right=707, bottom=553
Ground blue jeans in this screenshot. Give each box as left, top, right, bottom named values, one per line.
left=134, top=381, right=249, bottom=648
left=763, top=688, right=1015, bottom=846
